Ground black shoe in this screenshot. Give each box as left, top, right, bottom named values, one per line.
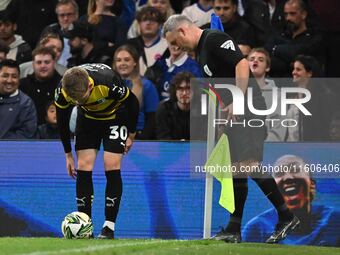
left=266, top=216, right=300, bottom=244
left=210, top=228, right=241, bottom=243
left=97, top=226, right=114, bottom=239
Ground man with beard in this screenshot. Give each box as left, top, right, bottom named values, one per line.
left=264, top=0, right=323, bottom=77
left=20, top=46, right=61, bottom=125
left=155, top=71, right=192, bottom=140
left=66, top=21, right=112, bottom=68
left=243, top=155, right=340, bottom=246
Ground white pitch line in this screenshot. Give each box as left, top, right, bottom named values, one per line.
left=18, top=240, right=181, bottom=255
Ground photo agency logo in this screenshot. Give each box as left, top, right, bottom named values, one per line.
left=200, top=83, right=312, bottom=128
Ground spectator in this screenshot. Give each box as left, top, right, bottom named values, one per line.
left=127, top=6, right=169, bottom=76
left=113, top=44, right=159, bottom=139
left=20, top=47, right=61, bottom=125
left=247, top=47, right=285, bottom=141
left=264, top=0, right=323, bottom=77
left=20, top=33, right=67, bottom=79
left=80, top=0, right=128, bottom=53
left=202, top=0, right=255, bottom=56
left=286, top=55, right=335, bottom=141
left=37, top=100, right=59, bottom=139
left=0, top=10, right=32, bottom=65
left=243, top=155, right=340, bottom=246
left=243, top=0, right=286, bottom=47
left=128, top=0, right=175, bottom=39
left=182, top=0, right=214, bottom=27
left=155, top=72, right=193, bottom=140
left=65, top=21, right=112, bottom=67
left=0, top=59, right=37, bottom=139
left=5, top=0, right=58, bottom=48
left=244, top=0, right=320, bottom=47
left=0, top=39, right=9, bottom=62
left=41, top=0, right=80, bottom=67
left=146, top=41, right=202, bottom=101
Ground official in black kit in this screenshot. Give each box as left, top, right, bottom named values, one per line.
left=163, top=15, right=299, bottom=243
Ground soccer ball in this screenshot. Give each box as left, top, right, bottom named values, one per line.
left=61, top=211, right=93, bottom=239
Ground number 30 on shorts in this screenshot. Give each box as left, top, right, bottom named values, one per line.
left=109, top=125, right=128, bottom=140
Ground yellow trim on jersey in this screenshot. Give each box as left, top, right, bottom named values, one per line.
left=55, top=99, right=70, bottom=109
left=84, top=113, right=117, bottom=120
left=88, top=76, right=94, bottom=91
left=61, top=87, right=70, bottom=102
left=55, top=73, right=130, bottom=120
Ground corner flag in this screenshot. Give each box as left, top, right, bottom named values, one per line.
left=210, top=13, right=224, bottom=32
left=205, top=134, right=235, bottom=213
left=206, top=14, right=234, bottom=213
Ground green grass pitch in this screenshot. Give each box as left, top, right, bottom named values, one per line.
left=1, top=238, right=339, bottom=255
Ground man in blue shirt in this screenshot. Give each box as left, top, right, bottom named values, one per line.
left=243, top=155, right=340, bottom=246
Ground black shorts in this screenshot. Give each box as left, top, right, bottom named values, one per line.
left=226, top=115, right=266, bottom=163
left=75, top=111, right=128, bottom=153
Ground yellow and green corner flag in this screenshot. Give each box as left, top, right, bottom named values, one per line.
left=205, top=134, right=235, bottom=213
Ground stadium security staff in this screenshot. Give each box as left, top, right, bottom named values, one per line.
left=55, top=63, right=139, bottom=239
left=163, top=15, right=299, bottom=243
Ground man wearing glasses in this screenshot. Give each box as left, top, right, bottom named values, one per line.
left=41, top=0, right=79, bottom=66
left=155, top=71, right=193, bottom=140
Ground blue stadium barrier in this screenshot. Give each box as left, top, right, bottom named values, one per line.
left=0, top=141, right=339, bottom=245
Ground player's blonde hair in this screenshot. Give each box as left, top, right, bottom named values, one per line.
left=61, top=67, right=89, bottom=100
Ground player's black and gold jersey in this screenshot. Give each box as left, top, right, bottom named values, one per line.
left=55, top=63, right=129, bottom=120
left=55, top=63, right=140, bottom=153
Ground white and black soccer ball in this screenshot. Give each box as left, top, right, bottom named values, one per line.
left=61, top=211, right=93, bottom=239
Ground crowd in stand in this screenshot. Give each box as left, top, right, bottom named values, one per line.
left=0, top=0, right=339, bottom=141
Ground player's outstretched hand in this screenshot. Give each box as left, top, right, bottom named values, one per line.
left=65, top=152, right=77, bottom=179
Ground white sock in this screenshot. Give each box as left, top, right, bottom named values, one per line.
left=103, top=220, right=115, bottom=231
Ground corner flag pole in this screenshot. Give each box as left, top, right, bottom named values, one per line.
left=203, top=12, right=224, bottom=240
left=203, top=89, right=216, bottom=239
